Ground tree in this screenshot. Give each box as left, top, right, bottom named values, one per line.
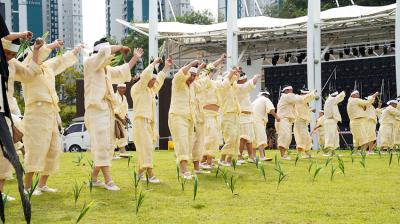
left=176, top=10, right=215, bottom=25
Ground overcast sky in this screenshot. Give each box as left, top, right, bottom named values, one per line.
left=82, top=0, right=218, bottom=48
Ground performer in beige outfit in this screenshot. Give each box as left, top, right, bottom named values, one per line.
left=393, top=98, right=400, bottom=149
left=323, top=91, right=346, bottom=156
left=312, top=110, right=326, bottom=152
left=114, top=83, right=130, bottom=158
left=252, top=90, right=280, bottom=161
left=84, top=38, right=143, bottom=191
left=168, top=60, right=213, bottom=179
left=293, top=88, right=318, bottom=158
left=379, top=100, right=400, bottom=150
left=16, top=38, right=83, bottom=195
left=347, top=91, right=378, bottom=151
left=276, top=85, right=301, bottom=160
left=132, top=58, right=172, bottom=183
left=364, top=96, right=381, bottom=154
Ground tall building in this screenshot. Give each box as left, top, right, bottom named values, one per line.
left=218, top=0, right=281, bottom=21
left=0, top=0, right=82, bottom=51
left=57, top=0, right=83, bottom=49
left=107, top=0, right=193, bottom=42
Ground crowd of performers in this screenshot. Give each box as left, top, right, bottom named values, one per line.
left=1, top=28, right=400, bottom=218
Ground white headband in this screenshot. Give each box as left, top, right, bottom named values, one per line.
left=282, top=86, right=293, bottom=92
left=93, top=42, right=110, bottom=52
left=2, top=38, right=20, bottom=53
left=319, top=110, right=324, bottom=113
left=351, top=90, right=359, bottom=96
left=189, top=67, right=198, bottom=74
left=387, top=100, right=398, bottom=105
left=117, top=83, right=126, bottom=88
left=330, top=91, right=338, bottom=96
left=300, top=89, right=310, bottom=94
left=258, top=91, right=270, bottom=97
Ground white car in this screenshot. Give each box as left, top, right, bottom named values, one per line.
left=62, top=109, right=133, bottom=152
left=62, top=122, right=90, bottom=152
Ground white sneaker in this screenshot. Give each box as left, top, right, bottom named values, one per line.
left=148, top=176, right=161, bottom=183
left=200, top=163, right=212, bottom=170
left=260, top=157, right=273, bottom=161
left=37, top=186, right=58, bottom=193
left=182, top=172, right=193, bottom=180
left=322, top=153, right=331, bottom=157
left=247, top=158, right=256, bottom=163
left=281, top=156, right=292, bottom=161
left=90, top=180, right=105, bottom=187
left=194, top=169, right=211, bottom=174
left=113, top=156, right=122, bottom=160
left=2, top=195, right=15, bottom=201
left=237, top=159, right=246, bottom=164
left=367, top=151, right=376, bottom=155
left=220, top=162, right=231, bottom=167
left=104, top=181, right=120, bottom=191
left=24, top=188, right=42, bottom=196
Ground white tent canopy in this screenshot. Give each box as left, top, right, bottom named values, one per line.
left=123, top=4, right=396, bottom=36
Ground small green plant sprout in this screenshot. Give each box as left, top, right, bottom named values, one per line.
left=176, top=164, right=180, bottom=181
left=87, top=159, right=94, bottom=169
left=227, top=174, right=238, bottom=196
left=308, top=160, right=315, bottom=174
left=274, top=161, right=287, bottom=190
left=215, top=164, right=221, bottom=179
left=377, top=148, right=382, bottom=158
left=132, top=170, right=140, bottom=200
left=221, top=169, right=229, bottom=187
left=73, top=153, right=84, bottom=166
left=389, top=150, right=393, bottom=167
left=87, top=174, right=93, bottom=194
left=180, top=177, right=187, bottom=192
left=75, top=201, right=95, bottom=224
left=135, top=191, right=145, bottom=215
left=274, top=154, right=279, bottom=168
left=360, top=151, right=367, bottom=168
left=2, top=192, right=9, bottom=207
left=330, top=165, right=337, bottom=181
left=128, top=156, right=132, bottom=167
left=312, top=165, right=323, bottom=182
left=231, top=159, right=237, bottom=171
left=255, top=156, right=260, bottom=168
left=145, top=171, right=150, bottom=189
left=325, top=157, right=332, bottom=167
left=28, top=174, right=40, bottom=201
left=295, top=153, right=300, bottom=167
left=397, top=153, right=400, bottom=165
left=193, top=175, right=199, bottom=201
left=350, top=150, right=355, bottom=164
left=72, top=181, right=84, bottom=208
left=337, top=156, right=345, bottom=176
left=259, top=163, right=267, bottom=182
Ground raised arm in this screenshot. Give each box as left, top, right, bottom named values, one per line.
left=153, top=58, right=173, bottom=93
left=43, top=43, right=83, bottom=75
left=335, top=91, right=346, bottom=104
left=237, top=74, right=260, bottom=94
left=107, top=48, right=144, bottom=84
left=4, top=31, right=32, bottom=41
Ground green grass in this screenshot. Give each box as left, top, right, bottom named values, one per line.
left=4, top=150, right=400, bottom=224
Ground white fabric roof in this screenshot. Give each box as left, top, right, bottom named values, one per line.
left=128, top=4, right=396, bottom=35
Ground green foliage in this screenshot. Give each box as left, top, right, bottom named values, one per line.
left=176, top=10, right=214, bottom=25
left=337, top=156, right=345, bottom=176
left=132, top=170, right=140, bottom=201
left=330, top=165, right=337, bottom=181
left=360, top=151, right=366, bottom=168
left=72, top=181, right=84, bottom=208
left=389, top=151, right=393, bottom=166
left=76, top=201, right=95, bottom=223
left=231, top=159, right=237, bottom=171
left=73, top=153, right=84, bottom=166
left=293, top=153, right=300, bottom=166
left=313, top=165, right=323, bottom=182
left=259, top=163, right=267, bottom=182
left=193, top=175, right=199, bottom=201
left=215, top=164, right=221, bottom=179
left=325, top=157, right=332, bottom=167
left=135, top=191, right=145, bottom=215
left=28, top=175, right=39, bottom=201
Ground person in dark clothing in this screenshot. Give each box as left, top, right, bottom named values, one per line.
left=0, top=15, right=31, bottom=224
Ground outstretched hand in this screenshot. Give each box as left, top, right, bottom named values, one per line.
left=21, top=31, right=33, bottom=40
left=34, top=38, right=45, bottom=50
left=120, top=46, right=131, bottom=55
left=133, top=48, right=144, bottom=58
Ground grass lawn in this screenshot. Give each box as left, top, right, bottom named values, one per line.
left=4, top=150, right=400, bottom=224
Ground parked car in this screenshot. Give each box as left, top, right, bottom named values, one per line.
left=61, top=121, right=90, bottom=152
left=62, top=109, right=134, bottom=152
